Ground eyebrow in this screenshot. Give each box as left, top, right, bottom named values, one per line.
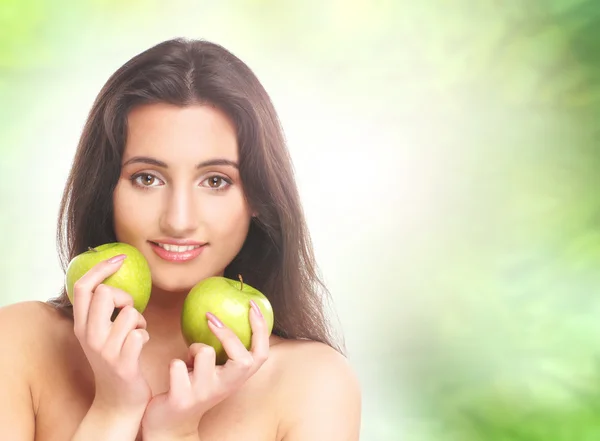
left=122, top=156, right=239, bottom=169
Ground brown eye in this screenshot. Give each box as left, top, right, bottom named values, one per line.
left=208, top=176, right=223, bottom=188
left=132, top=173, right=162, bottom=188
left=202, top=175, right=231, bottom=190
left=140, top=174, right=156, bottom=186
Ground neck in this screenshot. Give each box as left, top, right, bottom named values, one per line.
left=142, top=287, right=189, bottom=347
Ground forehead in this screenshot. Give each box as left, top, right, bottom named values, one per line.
left=124, top=103, right=239, bottom=162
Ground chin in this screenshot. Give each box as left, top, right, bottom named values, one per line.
left=152, top=281, right=193, bottom=294
left=151, top=270, right=221, bottom=294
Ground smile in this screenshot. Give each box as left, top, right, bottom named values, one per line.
left=155, top=243, right=201, bottom=252
left=149, top=241, right=206, bottom=262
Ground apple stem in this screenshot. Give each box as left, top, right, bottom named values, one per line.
left=88, top=247, right=97, bottom=252
left=238, top=274, right=244, bottom=291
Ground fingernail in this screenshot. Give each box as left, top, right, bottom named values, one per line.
left=250, top=300, right=263, bottom=318
left=206, top=312, right=224, bottom=328
left=107, top=254, right=127, bottom=264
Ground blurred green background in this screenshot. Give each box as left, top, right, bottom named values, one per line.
left=2, top=1, right=600, bottom=439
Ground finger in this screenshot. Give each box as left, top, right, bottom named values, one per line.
left=188, top=344, right=216, bottom=388
left=104, top=306, right=147, bottom=358
left=103, top=286, right=137, bottom=310
left=206, top=313, right=254, bottom=387
left=86, top=284, right=119, bottom=346
left=119, top=328, right=149, bottom=373
left=72, top=255, right=126, bottom=333
left=87, top=284, right=135, bottom=346
left=169, top=359, right=192, bottom=402
left=87, top=284, right=136, bottom=331
left=248, top=300, right=270, bottom=366
left=206, top=312, right=250, bottom=365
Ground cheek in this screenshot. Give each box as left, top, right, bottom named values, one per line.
left=204, top=192, right=252, bottom=240
left=112, top=181, right=153, bottom=241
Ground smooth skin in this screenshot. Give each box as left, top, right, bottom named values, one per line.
left=0, top=103, right=361, bottom=441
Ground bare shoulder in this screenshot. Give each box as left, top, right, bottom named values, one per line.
left=0, top=301, right=74, bottom=375
left=0, top=300, right=71, bottom=343
left=0, top=299, right=65, bottom=321
left=273, top=338, right=358, bottom=379
left=0, top=301, right=73, bottom=439
left=272, top=339, right=362, bottom=441
left=0, top=300, right=74, bottom=375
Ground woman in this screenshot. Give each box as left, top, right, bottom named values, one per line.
left=0, top=38, right=361, bottom=440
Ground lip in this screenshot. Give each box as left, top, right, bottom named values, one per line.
left=149, top=241, right=206, bottom=263
left=151, top=238, right=206, bottom=246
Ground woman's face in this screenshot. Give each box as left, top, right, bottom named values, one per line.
left=113, top=103, right=252, bottom=293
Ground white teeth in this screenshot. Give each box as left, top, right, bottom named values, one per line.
left=157, top=243, right=201, bottom=252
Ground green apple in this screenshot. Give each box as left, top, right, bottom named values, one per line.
left=65, top=242, right=152, bottom=313
left=181, top=275, right=274, bottom=365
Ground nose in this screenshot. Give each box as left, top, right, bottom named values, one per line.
left=159, top=185, right=199, bottom=237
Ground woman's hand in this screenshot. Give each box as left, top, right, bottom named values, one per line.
left=72, top=254, right=152, bottom=418
left=140, top=300, right=270, bottom=440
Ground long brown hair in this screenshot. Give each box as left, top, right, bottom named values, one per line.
left=48, top=38, right=345, bottom=355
